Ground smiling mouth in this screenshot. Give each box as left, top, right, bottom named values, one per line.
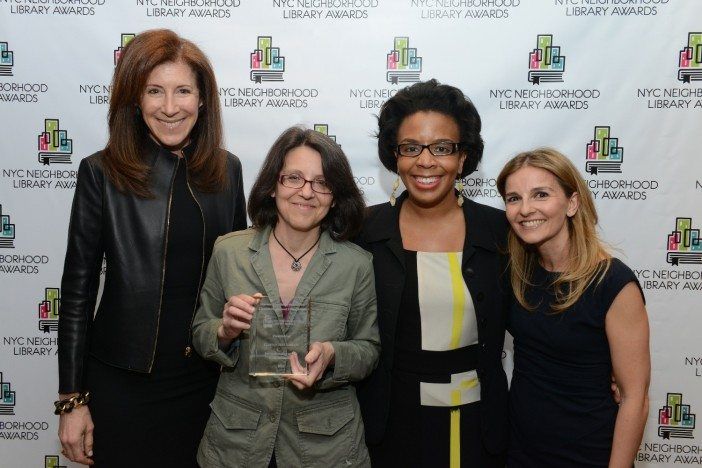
left=520, top=219, right=546, bottom=228
left=293, top=203, right=315, bottom=210
left=412, top=175, right=441, bottom=186
left=158, top=118, right=185, bottom=130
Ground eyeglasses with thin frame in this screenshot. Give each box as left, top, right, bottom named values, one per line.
left=395, top=142, right=465, bottom=158
left=278, top=174, right=333, bottom=194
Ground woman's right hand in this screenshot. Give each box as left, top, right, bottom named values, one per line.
left=217, top=293, right=263, bottom=346
left=58, top=401, right=94, bottom=465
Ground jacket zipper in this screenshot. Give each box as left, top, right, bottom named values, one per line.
left=184, top=163, right=206, bottom=358
left=147, top=157, right=180, bottom=371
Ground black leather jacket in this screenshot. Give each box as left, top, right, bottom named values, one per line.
left=58, top=140, right=247, bottom=394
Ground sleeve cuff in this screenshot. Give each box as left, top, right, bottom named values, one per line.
left=201, top=319, right=240, bottom=368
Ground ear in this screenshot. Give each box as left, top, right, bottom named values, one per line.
left=457, top=152, right=467, bottom=176
left=567, top=192, right=579, bottom=218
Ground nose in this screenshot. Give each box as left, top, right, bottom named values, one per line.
left=518, top=198, right=534, bottom=217
left=415, top=146, right=436, bottom=168
left=299, top=180, right=315, bottom=199
left=162, top=92, right=178, bottom=116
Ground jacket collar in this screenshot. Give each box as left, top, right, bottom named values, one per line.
left=364, top=190, right=499, bottom=253
left=247, top=225, right=337, bottom=256
left=140, top=133, right=197, bottom=165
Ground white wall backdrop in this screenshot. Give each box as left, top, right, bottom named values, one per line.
left=1, top=1, right=701, bottom=466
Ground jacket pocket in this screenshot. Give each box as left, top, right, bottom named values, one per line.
left=295, top=397, right=368, bottom=467
left=200, top=393, right=262, bottom=466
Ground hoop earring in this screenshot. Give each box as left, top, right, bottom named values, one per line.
left=455, top=179, right=464, bottom=207
left=390, top=177, right=400, bottom=207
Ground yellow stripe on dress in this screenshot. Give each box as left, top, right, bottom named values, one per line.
left=449, top=378, right=480, bottom=468
left=448, top=252, right=465, bottom=350
left=416, top=252, right=477, bottom=351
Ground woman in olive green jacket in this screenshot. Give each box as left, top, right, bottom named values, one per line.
left=192, top=127, right=380, bottom=468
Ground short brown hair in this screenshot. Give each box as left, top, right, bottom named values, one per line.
left=248, top=127, right=365, bottom=241
left=105, top=29, right=226, bottom=197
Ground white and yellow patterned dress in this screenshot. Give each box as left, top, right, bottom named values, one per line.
left=370, top=250, right=500, bottom=467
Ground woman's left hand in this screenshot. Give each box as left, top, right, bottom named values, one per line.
left=285, top=341, right=335, bottom=390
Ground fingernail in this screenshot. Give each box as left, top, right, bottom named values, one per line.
left=88, top=451, right=93, bottom=456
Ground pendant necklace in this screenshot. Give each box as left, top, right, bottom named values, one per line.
left=272, top=229, right=321, bottom=271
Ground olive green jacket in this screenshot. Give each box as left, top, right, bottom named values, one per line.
left=193, top=226, right=379, bottom=467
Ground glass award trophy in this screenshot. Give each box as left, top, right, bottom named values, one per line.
left=249, top=296, right=311, bottom=377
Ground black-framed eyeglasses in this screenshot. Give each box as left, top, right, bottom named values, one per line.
left=395, top=142, right=465, bottom=158
left=279, top=174, right=333, bottom=194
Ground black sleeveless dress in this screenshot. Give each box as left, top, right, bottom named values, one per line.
left=507, top=258, right=643, bottom=467
left=86, top=161, right=219, bottom=467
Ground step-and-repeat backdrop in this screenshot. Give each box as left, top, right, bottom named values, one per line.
left=1, top=1, right=701, bottom=466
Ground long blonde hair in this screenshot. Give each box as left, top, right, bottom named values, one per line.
left=496, top=148, right=611, bottom=313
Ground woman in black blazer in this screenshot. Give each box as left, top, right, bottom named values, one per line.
left=356, top=79, right=509, bottom=467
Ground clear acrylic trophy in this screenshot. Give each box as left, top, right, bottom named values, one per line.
left=249, top=296, right=311, bottom=377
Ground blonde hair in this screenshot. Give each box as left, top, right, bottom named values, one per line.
left=496, top=148, right=611, bottom=312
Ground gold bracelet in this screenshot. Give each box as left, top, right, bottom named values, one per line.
left=53, top=391, right=90, bottom=415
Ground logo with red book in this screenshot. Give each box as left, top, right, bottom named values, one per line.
left=38, top=287, right=60, bottom=333
left=659, top=393, right=696, bottom=439
left=666, top=217, right=702, bottom=266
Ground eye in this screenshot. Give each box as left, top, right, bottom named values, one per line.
left=145, top=87, right=161, bottom=95
left=431, top=143, right=452, bottom=154
left=535, top=191, right=549, bottom=199
left=286, top=174, right=302, bottom=182
left=314, top=179, right=328, bottom=187
left=505, top=195, right=519, bottom=203
left=401, top=144, right=420, bottom=153
left=177, top=88, right=193, bottom=94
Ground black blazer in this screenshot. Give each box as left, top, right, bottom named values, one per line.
left=355, top=191, right=510, bottom=456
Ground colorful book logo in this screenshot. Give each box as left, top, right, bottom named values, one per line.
left=0, top=204, right=16, bottom=249
left=0, top=41, right=14, bottom=77
left=658, top=393, right=696, bottom=439
left=313, top=124, right=337, bottom=143
left=0, top=372, right=16, bottom=416
left=114, top=33, right=135, bottom=66
left=678, top=32, right=702, bottom=83
left=38, top=287, right=61, bottom=333
left=528, top=34, right=565, bottom=84
left=37, top=118, right=73, bottom=165
left=386, top=37, right=422, bottom=84
left=585, top=126, right=623, bottom=175
left=667, top=217, right=702, bottom=266
left=250, top=36, right=285, bottom=83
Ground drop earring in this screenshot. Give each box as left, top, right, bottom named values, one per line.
left=390, top=176, right=400, bottom=206
left=455, top=179, right=464, bottom=207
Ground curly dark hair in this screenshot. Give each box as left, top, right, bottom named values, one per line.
left=377, top=79, right=484, bottom=177
left=248, top=127, right=365, bottom=241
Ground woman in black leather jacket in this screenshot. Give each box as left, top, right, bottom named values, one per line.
left=56, top=29, right=246, bottom=467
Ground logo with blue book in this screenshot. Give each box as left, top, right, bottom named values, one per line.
left=666, top=218, right=702, bottom=266
left=386, top=37, right=422, bottom=84
left=0, top=372, right=16, bottom=415
left=37, top=118, right=73, bottom=165
left=0, top=41, right=14, bottom=77
left=250, top=36, right=285, bottom=83
left=528, top=34, right=565, bottom=85
left=658, top=393, right=696, bottom=439
left=585, top=126, right=623, bottom=175
left=0, top=204, right=16, bottom=249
